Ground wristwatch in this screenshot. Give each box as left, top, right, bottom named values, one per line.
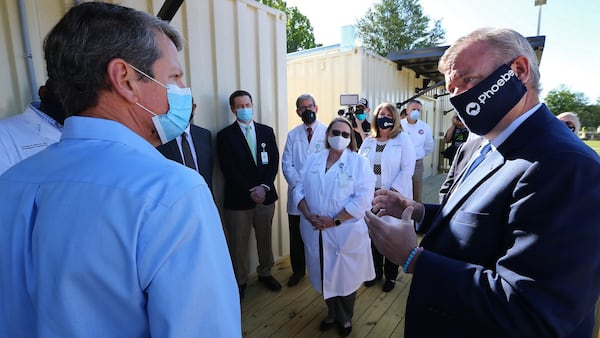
left=334, top=218, right=342, bottom=226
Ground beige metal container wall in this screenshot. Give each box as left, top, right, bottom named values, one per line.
left=0, top=0, right=290, bottom=265
left=286, top=43, right=451, bottom=179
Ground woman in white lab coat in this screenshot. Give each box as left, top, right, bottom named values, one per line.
left=358, top=102, right=416, bottom=292
left=295, top=117, right=375, bottom=337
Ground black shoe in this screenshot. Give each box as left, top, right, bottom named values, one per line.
left=319, top=319, right=335, bottom=332
left=258, top=275, right=282, bottom=291
left=287, top=274, right=304, bottom=287
left=238, top=283, right=246, bottom=299
left=363, top=278, right=376, bottom=287
left=338, top=323, right=352, bottom=337
left=382, top=279, right=396, bottom=292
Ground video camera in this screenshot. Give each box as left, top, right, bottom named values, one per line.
left=337, top=94, right=364, bottom=128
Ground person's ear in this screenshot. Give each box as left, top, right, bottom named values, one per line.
left=511, top=55, right=530, bottom=84
left=107, top=58, right=140, bottom=104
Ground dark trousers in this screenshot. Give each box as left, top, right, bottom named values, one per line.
left=371, top=242, right=399, bottom=281
left=288, top=214, right=306, bottom=276
left=325, top=292, right=356, bottom=325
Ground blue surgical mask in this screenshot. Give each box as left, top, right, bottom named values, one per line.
left=130, top=64, right=193, bottom=144
left=450, top=63, right=527, bottom=135
left=355, top=112, right=367, bottom=121
left=409, top=110, right=420, bottom=121
left=236, top=108, right=253, bottom=123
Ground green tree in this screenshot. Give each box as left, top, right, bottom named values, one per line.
left=355, top=0, right=445, bottom=57
left=258, top=0, right=322, bottom=53
left=544, top=85, right=600, bottom=129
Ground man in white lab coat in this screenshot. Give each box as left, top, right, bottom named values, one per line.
left=282, top=94, right=327, bottom=287
left=0, top=81, right=65, bottom=174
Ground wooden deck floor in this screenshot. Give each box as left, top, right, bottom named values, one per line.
left=241, top=174, right=447, bottom=337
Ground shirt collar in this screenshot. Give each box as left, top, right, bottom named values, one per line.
left=61, top=116, right=162, bottom=158
left=489, top=102, right=542, bottom=148
left=237, top=120, right=254, bottom=131
left=30, top=102, right=63, bottom=131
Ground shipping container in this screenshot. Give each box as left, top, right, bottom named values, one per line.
left=0, top=0, right=290, bottom=265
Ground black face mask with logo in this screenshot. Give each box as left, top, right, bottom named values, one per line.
left=301, top=109, right=316, bottom=125
left=450, top=63, right=527, bottom=135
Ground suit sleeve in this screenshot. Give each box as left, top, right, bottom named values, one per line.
left=260, top=126, right=279, bottom=191
left=216, top=128, right=251, bottom=191
left=412, top=150, right=600, bottom=337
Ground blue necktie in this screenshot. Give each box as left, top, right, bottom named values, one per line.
left=464, top=142, right=492, bottom=178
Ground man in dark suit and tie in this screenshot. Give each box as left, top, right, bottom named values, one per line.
left=365, top=28, right=600, bottom=338
left=157, top=101, right=214, bottom=190
left=217, top=90, right=281, bottom=298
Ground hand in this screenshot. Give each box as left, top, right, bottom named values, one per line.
left=313, top=215, right=334, bottom=230
left=249, top=185, right=266, bottom=204
left=365, top=207, right=417, bottom=266
left=371, top=189, right=424, bottom=222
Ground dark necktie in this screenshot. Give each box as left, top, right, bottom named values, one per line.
left=307, top=127, right=313, bottom=142
left=181, top=132, right=197, bottom=170
left=463, top=142, right=492, bottom=178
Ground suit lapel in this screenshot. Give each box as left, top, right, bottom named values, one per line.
left=424, top=150, right=505, bottom=239
left=190, top=127, right=203, bottom=168
left=166, top=138, right=183, bottom=163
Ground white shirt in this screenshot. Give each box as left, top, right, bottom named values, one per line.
left=281, top=121, right=327, bottom=214
left=400, top=118, right=434, bottom=160
left=0, top=103, right=62, bottom=174
left=359, top=132, right=416, bottom=198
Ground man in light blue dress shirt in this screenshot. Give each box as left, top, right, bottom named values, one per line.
left=0, top=3, right=240, bottom=337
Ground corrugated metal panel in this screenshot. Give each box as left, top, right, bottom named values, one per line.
left=0, top=0, right=290, bottom=263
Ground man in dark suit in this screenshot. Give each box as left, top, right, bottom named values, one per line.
left=157, top=102, right=213, bottom=190
left=217, top=90, right=281, bottom=298
left=365, top=28, right=600, bottom=337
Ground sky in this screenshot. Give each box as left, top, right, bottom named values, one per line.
left=284, top=0, right=600, bottom=103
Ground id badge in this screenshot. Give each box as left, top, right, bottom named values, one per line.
left=261, top=151, right=269, bottom=164
left=260, top=143, right=269, bottom=164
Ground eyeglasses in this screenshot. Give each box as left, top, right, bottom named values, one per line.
left=331, top=129, right=350, bottom=139
left=298, top=104, right=315, bottom=112
left=565, top=122, right=576, bottom=132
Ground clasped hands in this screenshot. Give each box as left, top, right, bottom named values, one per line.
left=365, top=189, right=424, bottom=267
left=305, top=214, right=335, bottom=230
left=249, top=185, right=267, bottom=204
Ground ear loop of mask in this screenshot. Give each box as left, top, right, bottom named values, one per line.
left=128, top=63, right=167, bottom=116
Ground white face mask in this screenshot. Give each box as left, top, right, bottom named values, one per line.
left=328, top=135, right=350, bottom=150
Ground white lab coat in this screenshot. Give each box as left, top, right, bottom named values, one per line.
left=400, top=119, right=434, bottom=160
left=0, top=104, right=62, bottom=174
left=294, top=149, right=375, bottom=299
left=282, top=121, right=328, bottom=214
left=358, top=133, right=416, bottom=198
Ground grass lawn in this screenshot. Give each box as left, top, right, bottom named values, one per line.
left=583, top=140, right=600, bottom=155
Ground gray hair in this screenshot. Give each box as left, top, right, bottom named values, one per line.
left=295, top=94, right=316, bottom=109
left=439, top=28, right=541, bottom=95
left=43, top=2, right=183, bottom=117
left=556, top=112, right=581, bottom=134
